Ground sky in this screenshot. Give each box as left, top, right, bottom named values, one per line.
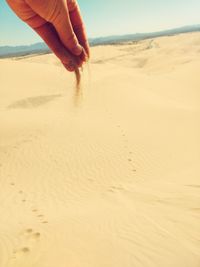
left=1, top=0, right=200, bottom=46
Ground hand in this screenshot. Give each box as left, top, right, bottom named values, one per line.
left=6, top=0, right=90, bottom=72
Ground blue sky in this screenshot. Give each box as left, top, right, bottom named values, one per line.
left=1, top=0, right=200, bottom=46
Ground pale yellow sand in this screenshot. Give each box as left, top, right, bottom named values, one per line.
left=0, top=32, right=200, bottom=267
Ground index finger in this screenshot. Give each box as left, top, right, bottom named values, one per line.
left=68, top=0, right=90, bottom=58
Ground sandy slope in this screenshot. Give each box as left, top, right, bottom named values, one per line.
left=0, top=32, right=200, bottom=267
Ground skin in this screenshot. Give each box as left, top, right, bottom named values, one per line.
left=6, top=0, right=90, bottom=72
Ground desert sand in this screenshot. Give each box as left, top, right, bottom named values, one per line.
left=0, top=32, right=200, bottom=267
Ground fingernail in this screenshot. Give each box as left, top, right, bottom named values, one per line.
left=72, top=45, right=83, bottom=56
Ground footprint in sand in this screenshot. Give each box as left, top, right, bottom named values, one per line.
left=12, top=246, right=31, bottom=261
left=33, top=232, right=41, bottom=238
left=42, top=221, right=48, bottom=224
left=25, top=229, right=33, bottom=234
left=32, top=209, right=38, bottom=213
left=12, top=228, right=41, bottom=259
left=31, top=208, right=49, bottom=224
left=17, top=190, right=27, bottom=203
left=19, top=228, right=41, bottom=244
left=21, top=247, right=30, bottom=253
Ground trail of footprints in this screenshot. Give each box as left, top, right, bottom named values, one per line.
left=12, top=228, right=41, bottom=259
left=6, top=106, right=136, bottom=259
left=116, top=124, right=137, bottom=173
left=8, top=182, right=49, bottom=261
left=105, top=108, right=137, bottom=194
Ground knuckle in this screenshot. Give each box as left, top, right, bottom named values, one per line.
left=66, top=33, right=78, bottom=47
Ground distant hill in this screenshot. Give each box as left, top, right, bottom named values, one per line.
left=89, top=24, right=200, bottom=45
left=0, top=43, right=49, bottom=58
left=1, top=24, right=200, bottom=58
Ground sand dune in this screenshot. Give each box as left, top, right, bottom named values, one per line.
left=0, top=32, right=200, bottom=267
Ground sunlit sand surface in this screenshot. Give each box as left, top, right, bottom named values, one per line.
left=0, top=32, right=200, bottom=267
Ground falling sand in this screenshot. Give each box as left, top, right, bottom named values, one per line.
left=75, top=67, right=81, bottom=89
left=74, top=48, right=89, bottom=94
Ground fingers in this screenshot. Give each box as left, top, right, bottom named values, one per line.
left=26, top=0, right=83, bottom=57
left=34, top=22, right=82, bottom=71
left=7, top=0, right=81, bottom=71
left=7, top=0, right=88, bottom=71
left=68, top=0, right=90, bottom=58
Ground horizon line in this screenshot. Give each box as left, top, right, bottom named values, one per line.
left=1, top=23, right=200, bottom=48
